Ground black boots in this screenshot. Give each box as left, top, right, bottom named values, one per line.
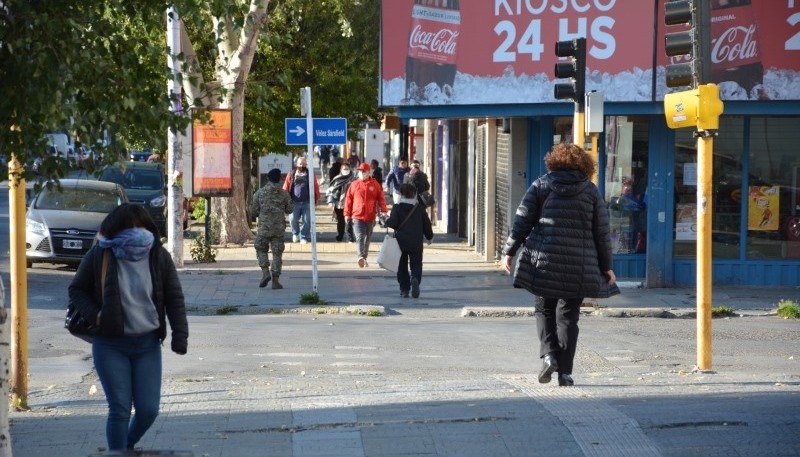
left=259, top=268, right=271, bottom=288
left=558, top=373, right=574, bottom=386
left=538, top=353, right=559, bottom=384
left=271, top=274, right=283, bottom=289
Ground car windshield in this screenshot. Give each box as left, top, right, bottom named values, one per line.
left=101, top=167, right=163, bottom=190
left=124, top=170, right=163, bottom=190
left=35, top=186, right=121, bottom=213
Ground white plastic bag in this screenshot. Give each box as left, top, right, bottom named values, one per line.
left=377, top=233, right=402, bottom=272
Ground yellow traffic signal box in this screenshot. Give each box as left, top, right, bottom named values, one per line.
left=664, top=84, right=724, bottom=131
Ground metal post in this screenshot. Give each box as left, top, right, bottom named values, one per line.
left=696, top=132, right=714, bottom=371
left=302, top=87, right=319, bottom=292
left=204, top=197, right=211, bottom=245
left=9, top=156, right=28, bottom=409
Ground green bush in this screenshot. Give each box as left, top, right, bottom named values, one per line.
left=192, top=198, right=206, bottom=222
left=777, top=300, right=800, bottom=319
left=190, top=235, right=217, bottom=263
left=711, top=306, right=735, bottom=317
left=299, top=292, right=328, bottom=306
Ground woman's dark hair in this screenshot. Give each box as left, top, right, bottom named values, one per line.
left=370, top=159, right=379, bottom=167
left=544, top=143, right=596, bottom=178
left=399, top=183, right=417, bottom=199
left=100, top=203, right=160, bottom=239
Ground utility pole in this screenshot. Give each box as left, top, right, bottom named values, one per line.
left=167, top=6, right=184, bottom=266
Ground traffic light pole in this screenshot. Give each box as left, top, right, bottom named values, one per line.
left=663, top=0, right=718, bottom=372
left=696, top=132, right=713, bottom=371
left=8, top=156, right=28, bottom=409
left=573, top=105, right=585, bottom=154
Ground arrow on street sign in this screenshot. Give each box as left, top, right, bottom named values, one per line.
left=288, top=125, right=305, bottom=137
left=285, top=118, right=347, bottom=146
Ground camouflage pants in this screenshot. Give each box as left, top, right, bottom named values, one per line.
left=254, top=234, right=285, bottom=275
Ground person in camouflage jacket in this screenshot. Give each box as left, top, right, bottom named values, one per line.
left=250, top=168, right=294, bottom=289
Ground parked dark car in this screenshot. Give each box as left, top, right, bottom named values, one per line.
left=26, top=179, right=128, bottom=267
left=99, top=162, right=168, bottom=236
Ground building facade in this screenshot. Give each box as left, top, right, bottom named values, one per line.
left=380, top=0, right=800, bottom=286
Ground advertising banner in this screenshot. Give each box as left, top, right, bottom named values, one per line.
left=192, top=110, right=233, bottom=197
left=656, top=0, right=800, bottom=101
left=381, top=0, right=800, bottom=106
left=748, top=185, right=780, bottom=231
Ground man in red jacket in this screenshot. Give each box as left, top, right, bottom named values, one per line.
left=344, top=162, right=388, bottom=267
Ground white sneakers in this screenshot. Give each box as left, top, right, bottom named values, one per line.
left=292, top=235, right=299, bottom=243
left=300, top=239, right=308, bottom=244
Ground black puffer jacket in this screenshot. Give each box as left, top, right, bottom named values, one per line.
left=386, top=199, right=433, bottom=253
left=502, top=170, right=615, bottom=299
left=68, top=241, right=189, bottom=354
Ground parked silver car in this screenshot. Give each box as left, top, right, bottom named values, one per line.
left=26, top=179, right=128, bottom=267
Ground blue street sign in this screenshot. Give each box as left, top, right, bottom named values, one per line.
left=285, top=118, right=348, bottom=145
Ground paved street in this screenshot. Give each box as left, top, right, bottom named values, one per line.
left=3, top=184, right=800, bottom=456
left=8, top=227, right=800, bottom=457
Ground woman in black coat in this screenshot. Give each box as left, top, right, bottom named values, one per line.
left=502, top=143, right=617, bottom=388
left=386, top=183, right=434, bottom=298
left=68, top=203, right=188, bottom=451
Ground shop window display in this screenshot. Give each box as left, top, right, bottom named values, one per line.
left=604, top=117, right=649, bottom=255
left=673, top=116, right=800, bottom=260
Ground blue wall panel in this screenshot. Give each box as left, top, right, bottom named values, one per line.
left=673, top=261, right=800, bottom=286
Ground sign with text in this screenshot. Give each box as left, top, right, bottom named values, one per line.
left=380, top=0, right=800, bottom=106
left=285, top=118, right=348, bottom=146
left=192, top=109, right=233, bottom=196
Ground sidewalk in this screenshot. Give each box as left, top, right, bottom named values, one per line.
left=178, top=215, right=800, bottom=318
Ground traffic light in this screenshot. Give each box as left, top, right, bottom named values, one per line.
left=664, top=84, right=724, bottom=130
left=663, top=0, right=710, bottom=88
left=554, top=38, right=586, bottom=104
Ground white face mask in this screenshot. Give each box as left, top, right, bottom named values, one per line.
left=341, top=169, right=350, bottom=176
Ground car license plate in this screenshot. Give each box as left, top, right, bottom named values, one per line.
left=63, top=239, right=83, bottom=249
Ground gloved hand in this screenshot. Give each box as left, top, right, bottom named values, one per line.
left=171, top=339, right=187, bottom=355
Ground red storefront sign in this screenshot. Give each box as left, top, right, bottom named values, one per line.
left=381, top=0, right=800, bottom=106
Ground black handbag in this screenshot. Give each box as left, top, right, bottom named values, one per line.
left=419, top=191, right=435, bottom=207
left=65, top=250, right=107, bottom=343
left=65, top=303, right=97, bottom=343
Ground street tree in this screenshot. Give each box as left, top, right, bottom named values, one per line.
left=0, top=1, right=199, bottom=180
left=244, top=0, right=381, bottom=155
left=179, top=0, right=381, bottom=245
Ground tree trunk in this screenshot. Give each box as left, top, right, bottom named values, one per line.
left=218, top=90, right=253, bottom=245
left=211, top=0, right=269, bottom=245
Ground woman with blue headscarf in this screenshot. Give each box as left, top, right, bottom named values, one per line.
left=68, top=203, right=188, bottom=451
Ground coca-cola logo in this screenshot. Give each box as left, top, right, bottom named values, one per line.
left=711, top=24, right=758, bottom=64
left=409, top=25, right=459, bottom=56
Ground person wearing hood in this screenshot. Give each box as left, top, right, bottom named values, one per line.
left=68, top=203, right=188, bottom=451
left=326, top=162, right=356, bottom=242
left=502, top=143, right=618, bottom=388
left=385, top=183, right=434, bottom=298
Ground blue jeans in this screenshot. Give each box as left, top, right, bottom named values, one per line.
left=352, top=219, right=375, bottom=259
left=397, top=250, right=423, bottom=292
left=291, top=200, right=311, bottom=240
left=93, top=332, right=162, bottom=450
